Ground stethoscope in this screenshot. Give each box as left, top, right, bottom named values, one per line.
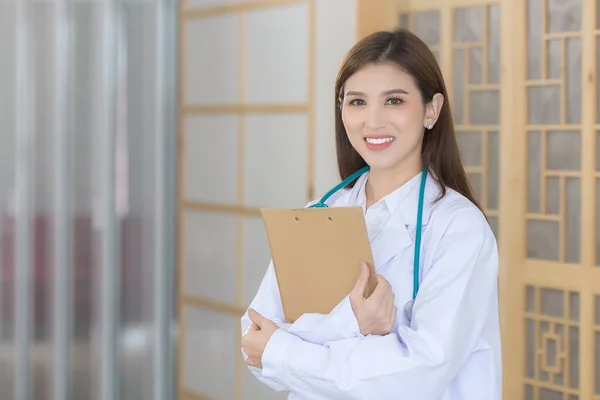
left=309, top=165, right=427, bottom=322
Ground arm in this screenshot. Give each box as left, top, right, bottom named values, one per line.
left=240, top=260, right=362, bottom=392
left=259, top=208, right=499, bottom=400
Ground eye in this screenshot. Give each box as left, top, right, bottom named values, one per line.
left=386, top=97, right=404, bottom=105
left=348, top=99, right=366, bottom=106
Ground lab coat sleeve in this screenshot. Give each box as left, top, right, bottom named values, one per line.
left=259, top=207, right=499, bottom=400
left=241, top=260, right=363, bottom=393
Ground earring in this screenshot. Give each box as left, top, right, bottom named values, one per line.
left=426, top=123, right=434, bottom=130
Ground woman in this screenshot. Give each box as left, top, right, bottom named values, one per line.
left=240, top=28, right=501, bottom=400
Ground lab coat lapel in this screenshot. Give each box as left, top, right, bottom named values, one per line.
left=369, top=173, right=437, bottom=271
left=370, top=208, right=412, bottom=270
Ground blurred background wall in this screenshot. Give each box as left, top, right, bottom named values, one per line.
left=177, top=1, right=357, bottom=399
left=2, top=0, right=600, bottom=400
left=0, top=0, right=177, bottom=399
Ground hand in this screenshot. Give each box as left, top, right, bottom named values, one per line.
left=241, top=309, right=279, bottom=369
left=349, top=262, right=397, bottom=336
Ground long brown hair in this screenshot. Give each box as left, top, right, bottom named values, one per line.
left=334, top=28, right=483, bottom=213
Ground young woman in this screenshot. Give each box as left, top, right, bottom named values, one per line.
left=240, top=28, right=501, bottom=400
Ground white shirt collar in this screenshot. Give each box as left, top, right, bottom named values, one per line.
left=354, top=171, right=423, bottom=215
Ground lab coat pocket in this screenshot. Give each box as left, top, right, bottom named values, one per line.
left=287, top=295, right=362, bottom=345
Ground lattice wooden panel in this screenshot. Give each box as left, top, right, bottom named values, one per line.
left=525, top=0, right=582, bottom=264
left=524, top=285, right=581, bottom=399
left=399, top=4, right=501, bottom=238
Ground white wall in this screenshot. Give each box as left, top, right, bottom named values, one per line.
left=179, top=1, right=357, bottom=399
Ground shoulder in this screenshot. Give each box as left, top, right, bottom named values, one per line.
left=428, top=185, right=494, bottom=245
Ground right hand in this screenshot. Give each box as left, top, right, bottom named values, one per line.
left=349, top=262, right=397, bottom=336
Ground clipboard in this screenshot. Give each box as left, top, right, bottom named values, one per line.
left=260, top=206, right=378, bottom=323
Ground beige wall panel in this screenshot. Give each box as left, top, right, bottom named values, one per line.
left=185, top=0, right=243, bottom=9
left=243, top=114, right=308, bottom=208
left=313, top=0, right=358, bottom=195
left=182, top=306, right=237, bottom=399
left=183, top=115, right=239, bottom=204
left=244, top=3, right=309, bottom=104
left=241, top=216, right=271, bottom=307
left=184, top=15, right=240, bottom=105
left=183, top=210, right=238, bottom=304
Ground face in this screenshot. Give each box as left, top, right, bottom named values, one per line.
left=341, top=63, right=443, bottom=173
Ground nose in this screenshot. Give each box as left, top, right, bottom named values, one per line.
left=364, top=105, right=386, bottom=130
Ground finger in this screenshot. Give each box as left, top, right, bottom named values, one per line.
left=351, top=262, right=370, bottom=299
left=248, top=308, right=264, bottom=328
left=370, top=275, right=390, bottom=301
left=249, top=322, right=259, bottom=332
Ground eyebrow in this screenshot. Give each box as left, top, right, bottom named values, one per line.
left=345, top=88, right=409, bottom=96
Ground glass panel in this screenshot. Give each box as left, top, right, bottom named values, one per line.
left=453, top=49, right=465, bottom=124
left=468, top=173, right=482, bottom=204
left=488, top=5, right=500, bottom=84
left=488, top=215, right=499, bottom=238
left=547, top=131, right=581, bottom=171
left=244, top=114, right=308, bottom=208
left=183, top=306, right=237, bottom=399
left=487, top=131, right=499, bottom=210
left=185, top=14, right=240, bottom=105
left=569, top=292, right=579, bottom=322
left=527, top=0, right=542, bottom=79
left=566, top=38, right=581, bottom=124
left=245, top=3, right=309, bottom=103
left=470, top=91, right=500, bottom=125
left=596, top=131, right=600, bottom=171
left=547, top=0, right=582, bottom=33
left=569, top=326, right=579, bottom=389
left=539, top=388, right=564, bottom=400
left=526, top=319, right=535, bottom=378
left=242, top=217, right=272, bottom=307
left=565, top=178, right=580, bottom=263
left=528, top=131, right=542, bottom=213
left=456, top=131, right=481, bottom=166
left=541, top=289, right=564, bottom=317
left=545, top=176, right=560, bottom=214
left=414, top=11, right=440, bottom=45
left=547, top=39, right=562, bottom=79
left=526, top=286, right=536, bottom=312
left=399, top=13, right=410, bottom=30
left=184, top=115, right=239, bottom=204
left=596, top=332, right=600, bottom=395
left=469, top=48, right=482, bottom=84
left=183, top=211, right=238, bottom=304
left=1, top=2, right=176, bottom=400
left=597, top=179, right=600, bottom=265
left=597, top=38, right=600, bottom=123
left=528, top=86, right=561, bottom=124
left=454, top=7, right=483, bottom=43
left=527, top=220, right=559, bottom=260
left=525, top=384, right=535, bottom=400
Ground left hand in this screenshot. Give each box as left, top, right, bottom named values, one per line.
left=242, top=309, right=279, bottom=369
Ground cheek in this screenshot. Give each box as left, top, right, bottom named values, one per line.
left=341, top=109, right=363, bottom=135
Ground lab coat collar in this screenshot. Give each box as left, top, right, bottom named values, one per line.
left=341, top=170, right=438, bottom=270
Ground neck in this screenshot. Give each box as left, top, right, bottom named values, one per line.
left=365, top=158, right=422, bottom=207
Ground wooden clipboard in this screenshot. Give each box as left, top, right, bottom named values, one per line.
left=260, top=206, right=378, bottom=323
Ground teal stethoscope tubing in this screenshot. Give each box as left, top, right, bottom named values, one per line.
left=309, top=165, right=427, bottom=304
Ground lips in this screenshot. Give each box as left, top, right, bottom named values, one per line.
left=364, top=136, right=395, bottom=151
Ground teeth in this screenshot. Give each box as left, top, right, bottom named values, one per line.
left=365, top=137, right=394, bottom=144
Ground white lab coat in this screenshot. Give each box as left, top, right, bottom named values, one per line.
left=241, top=171, right=502, bottom=400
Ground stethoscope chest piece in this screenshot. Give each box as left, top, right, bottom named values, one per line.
left=404, top=299, right=414, bottom=322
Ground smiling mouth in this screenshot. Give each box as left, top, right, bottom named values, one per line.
left=364, top=137, right=395, bottom=145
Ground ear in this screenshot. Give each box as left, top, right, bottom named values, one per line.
left=424, top=93, right=444, bottom=129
